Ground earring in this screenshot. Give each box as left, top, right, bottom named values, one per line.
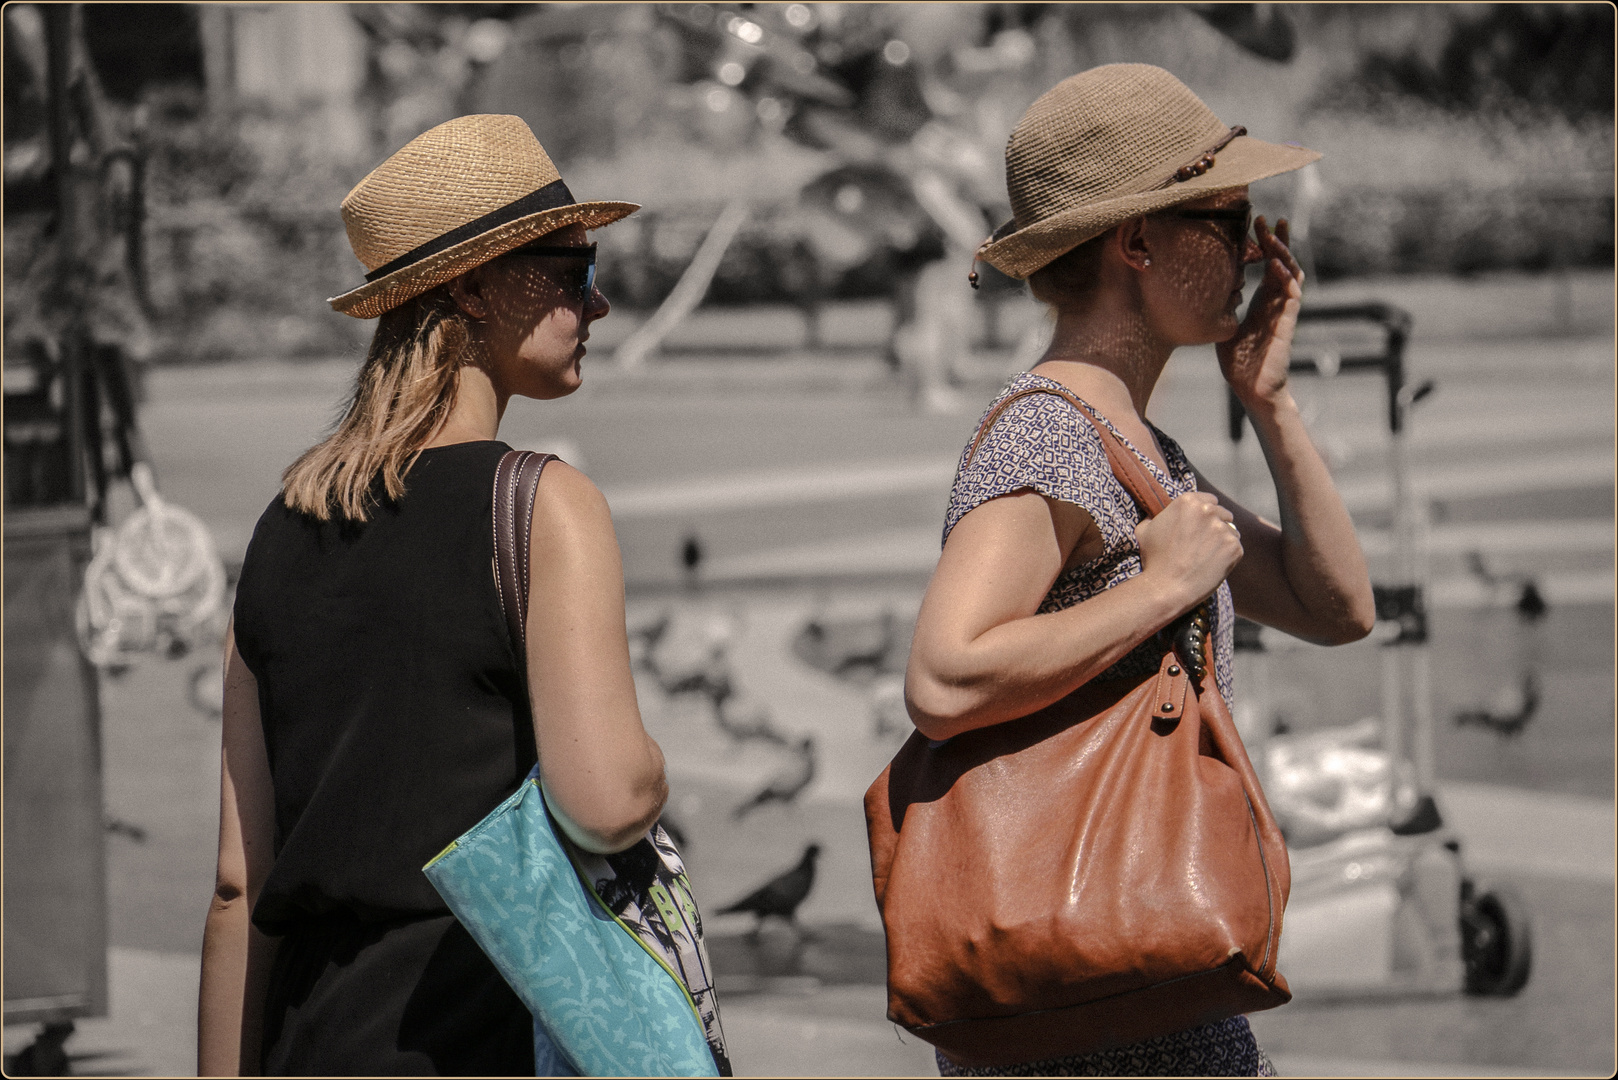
left=1143, top=258, right=1151, bottom=267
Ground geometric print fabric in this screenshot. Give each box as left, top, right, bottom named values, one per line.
left=944, top=372, right=1234, bottom=707
left=935, top=1015, right=1277, bottom=1077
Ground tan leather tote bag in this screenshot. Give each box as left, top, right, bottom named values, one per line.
left=865, top=386, right=1291, bottom=1070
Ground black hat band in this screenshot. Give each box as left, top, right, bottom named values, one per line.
left=364, top=178, right=576, bottom=282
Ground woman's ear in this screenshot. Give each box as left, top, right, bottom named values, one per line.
left=1115, top=216, right=1151, bottom=272
left=448, top=267, right=489, bottom=319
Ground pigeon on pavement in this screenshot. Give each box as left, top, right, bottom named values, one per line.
left=717, top=843, right=822, bottom=937
left=731, top=735, right=816, bottom=819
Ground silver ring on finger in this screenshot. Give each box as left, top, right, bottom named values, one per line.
left=1226, top=521, right=1241, bottom=538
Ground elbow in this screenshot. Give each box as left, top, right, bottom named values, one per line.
left=1343, top=608, right=1377, bottom=644
left=556, top=773, right=669, bottom=855
left=1313, top=588, right=1378, bottom=646
left=904, top=673, right=972, bottom=742
left=208, top=876, right=253, bottom=921
left=601, top=780, right=669, bottom=853
left=1337, top=583, right=1379, bottom=643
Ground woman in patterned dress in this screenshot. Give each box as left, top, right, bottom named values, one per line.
left=903, top=67, right=1377, bottom=1077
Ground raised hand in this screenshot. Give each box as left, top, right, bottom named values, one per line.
left=1218, top=216, right=1305, bottom=410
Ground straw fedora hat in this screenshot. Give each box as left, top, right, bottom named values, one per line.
left=329, top=114, right=638, bottom=319
left=978, top=64, right=1320, bottom=280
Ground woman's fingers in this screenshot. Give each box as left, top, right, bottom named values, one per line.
left=1273, top=217, right=1304, bottom=280
left=1257, top=215, right=1304, bottom=282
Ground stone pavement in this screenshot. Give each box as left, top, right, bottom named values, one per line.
left=5, top=592, right=1610, bottom=1077
left=9, top=825, right=1610, bottom=1077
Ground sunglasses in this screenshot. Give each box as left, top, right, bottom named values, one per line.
left=1168, top=205, right=1253, bottom=250
left=504, top=241, right=598, bottom=304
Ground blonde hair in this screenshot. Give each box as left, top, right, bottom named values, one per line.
left=282, top=287, right=472, bottom=522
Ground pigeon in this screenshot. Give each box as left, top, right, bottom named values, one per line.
left=628, top=610, right=672, bottom=673
left=1464, top=553, right=1550, bottom=624
left=869, top=674, right=909, bottom=738
left=834, top=609, right=899, bottom=676
left=717, top=843, right=822, bottom=937
left=731, top=735, right=817, bottom=819
left=106, top=817, right=148, bottom=842
left=716, top=694, right=788, bottom=747
left=1454, top=670, right=1540, bottom=738
left=656, top=644, right=734, bottom=707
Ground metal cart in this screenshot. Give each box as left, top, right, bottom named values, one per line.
left=1226, top=302, right=1532, bottom=1000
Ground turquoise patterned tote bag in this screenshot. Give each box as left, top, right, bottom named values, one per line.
left=423, top=451, right=730, bottom=1077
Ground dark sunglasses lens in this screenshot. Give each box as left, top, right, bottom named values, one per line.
left=549, top=258, right=594, bottom=302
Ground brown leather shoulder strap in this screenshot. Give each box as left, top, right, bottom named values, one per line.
left=492, top=449, right=556, bottom=677
left=963, top=385, right=1172, bottom=517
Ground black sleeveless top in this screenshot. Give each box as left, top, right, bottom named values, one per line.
left=235, top=440, right=537, bottom=934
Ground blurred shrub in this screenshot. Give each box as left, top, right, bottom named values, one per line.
left=1314, top=189, right=1613, bottom=281
left=139, top=89, right=371, bottom=362
left=1299, top=5, right=1612, bottom=279
left=1319, top=4, right=1612, bottom=125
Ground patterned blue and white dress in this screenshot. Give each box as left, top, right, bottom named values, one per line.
left=934, top=371, right=1273, bottom=1079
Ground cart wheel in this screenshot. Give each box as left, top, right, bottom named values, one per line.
left=1462, top=884, right=1532, bottom=996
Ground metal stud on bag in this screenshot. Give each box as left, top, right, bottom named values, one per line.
left=1167, top=602, right=1210, bottom=686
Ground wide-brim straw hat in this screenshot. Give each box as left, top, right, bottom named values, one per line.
left=979, top=64, right=1321, bottom=280
left=329, top=114, right=638, bottom=319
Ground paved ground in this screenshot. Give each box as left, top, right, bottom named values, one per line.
left=6, top=631, right=1612, bottom=1076
left=5, top=274, right=1613, bottom=1075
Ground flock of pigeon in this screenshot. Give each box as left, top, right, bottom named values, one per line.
left=626, top=603, right=910, bottom=937
left=628, top=610, right=820, bottom=819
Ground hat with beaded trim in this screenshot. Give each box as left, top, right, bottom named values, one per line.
left=976, top=64, right=1320, bottom=281
left=329, top=114, right=638, bottom=319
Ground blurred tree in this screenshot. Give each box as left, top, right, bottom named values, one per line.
left=79, top=4, right=203, bottom=103
left=1319, top=4, right=1613, bottom=121
left=476, top=5, right=677, bottom=164
left=1188, top=4, right=1296, bottom=64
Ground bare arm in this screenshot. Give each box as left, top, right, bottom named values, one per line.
left=523, top=462, right=667, bottom=854
left=198, top=625, right=279, bottom=1077
left=1194, top=415, right=1374, bottom=644
left=906, top=486, right=1243, bottom=741
left=1212, top=216, right=1375, bottom=644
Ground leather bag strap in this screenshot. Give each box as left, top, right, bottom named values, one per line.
left=964, top=385, right=1214, bottom=678
left=492, top=449, right=556, bottom=675
left=964, top=385, right=1172, bottom=518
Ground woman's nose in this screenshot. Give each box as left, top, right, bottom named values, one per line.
left=584, top=285, right=610, bottom=321
left=1241, top=235, right=1264, bottom=265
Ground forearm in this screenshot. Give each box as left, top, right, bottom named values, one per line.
left=198, top=896, right=277, bottom=1076
left=1245, top=392, right=1375, bottom=638
left=907, top=570, right=1190, bottom=739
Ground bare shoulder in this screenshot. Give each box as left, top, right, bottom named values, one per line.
left=530, top=460, right=607, bottom=514
left=527, top=460, right=618, bottom=550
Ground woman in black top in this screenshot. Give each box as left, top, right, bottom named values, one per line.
left=198, top=115, right=666, bottom=1076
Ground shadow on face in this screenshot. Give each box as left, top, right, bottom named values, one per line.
left=462, top=223, right=611, bottom=400
left=1141, top=187, right=1258, bottom=346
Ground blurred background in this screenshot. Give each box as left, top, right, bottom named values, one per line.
left=4, top=4, right=1612, bottom=1076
